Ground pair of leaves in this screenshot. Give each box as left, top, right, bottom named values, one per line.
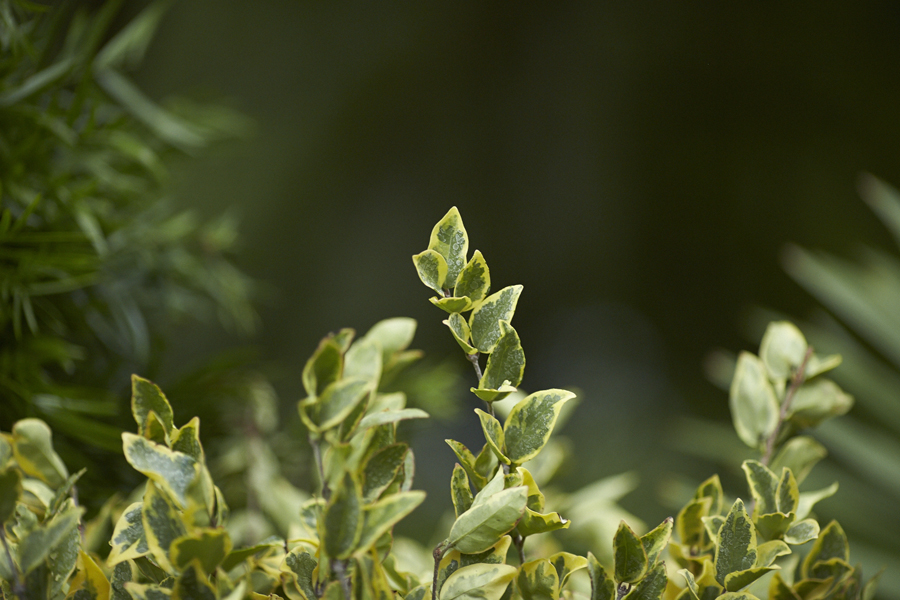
left=613, top=518, right=673, bottom=584
left=443, top=287, right=524, bottom=356
left=741, top=460, right=819, bottom=545
left=476, top=389, right=575, bottom=466
left=446, top=470, right=527, bottom=554
left=517, top=552, right=587, bottom=599
left=469, top=320, right=525, bottom=403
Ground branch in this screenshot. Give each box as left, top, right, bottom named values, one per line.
left=761, top=346, right=814, bottom=466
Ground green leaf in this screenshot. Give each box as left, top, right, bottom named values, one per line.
left=173, top=561, right=217, bottom=600
left=475, top=409, right=508, bottom=464
left=455, top=250, right=490, bottom=305
left=676, top=497, right=713, bottom=547
left=475, top=321, right=525, bottom=402
left=123, top=582, right=172, bottom=600
left=414, top=249, right=450, bottom=294
left=131, top=375, right=175, bottom=438
left=141, top=481, right=188, bottom=573
left=12, top=418, right=69, bottom=487
left=451, top=464, right=474, bottom=518
left=0, top=437, right=11, bottom=470
left=436, top=538, right=511, bottom=597
left=65, top=550, right=110, bottom=600
left=614, top=521, right=649, bottom=584
left=724, top=567, right=777, bottom=592
left=357, top=408, right=429, bottom=430
left=439, top=563, right=516, bottom=600
left=755, top=540, right=790, bottom=567
left=448, top=472, right=527, bottom=554
left=122, top=433, right=198, bottom=508
left=445, top=313, right=477, bottom=354
left=587, top=553, right=614, bottom=600
left=621, top=563, right=667, bottom=600
left=322, top=473, right=363, bottom=559
left=312, top=377, right=371, bottom=432
left=753, top=512, right=794, bottom=542
left=640, top=517, right=673, bottom=566
left=517, top=558, right=560, bottom=600
left=715, top=499, right=757, bottom=587
left=678, top=570, right=700, bottom=600
left=469, top=285, right=523, bottom=353
left=503, top=389, right=574, bottom=465
left=18, top=503, right=84, bottom=575
left=517, top=507, right=570, bottom=537
left=170, top=418, right=204, bottom=462
left=783, top=518, right=819, bottom=545
left=364, top=318, right=417, bottom=360
left=428, top=207, right=469, bottom=290
left=795, top=482, right=838, bottom=521
left=431, top=296, right=475, bottom=314
left=110, top=560, right=137, bottom=600
left=302, top=334, right=347, bottom=397
left=108, top=502, right=150, bottom=565
left=355, top=491, right=425, bottom=555
left=363, top=443, right=408, bottom=502
left=703, top=515, right=725, bottom=541
left=729, top=353, right=780, bottom=449
left=788, top=379, right=853, bottom=429
left=741, top=460, right=778, bottom=517
left=769, top=436, right=827, bottom=485
left=759, top=322, right=808, bottom=380
left=716, top=593, right=762, bottom=600
left=547, top=552, right=588, bottom=589
left=171, top=528, right=232, bottom=574
left=0, top=469, right=22, bottom=524
left=282, top=549, right=318, bottom=600
left=801, top=520, right=848, bottom=580
left=445, top=440, right=487, bottom=490
left=694, top=474, right=724, bottom=515
left=344, top=337, right=383, bottom=388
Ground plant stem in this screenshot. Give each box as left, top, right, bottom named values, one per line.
left=511, top=531, right=526, bottom=564
left=332, top=558, right=352, bottom=599
left=466, top=352, right=495, bottom=417
left=761, top=346, right=814, bottom=466
left=432, top=541, right=448, bottom=598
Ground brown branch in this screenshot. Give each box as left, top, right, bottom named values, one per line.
left=762, top=346, right=814, bottom=466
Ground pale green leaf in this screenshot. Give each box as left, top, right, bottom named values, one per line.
left=724, top=567, right=777, bottom=592
left=755, top=540, right=790, bottom=567
left=614, top=521, right=648, bottom=583
left=356, top=491, right=425, bottom=555
left=314, top=377, right=371, bottom=431
left=302, top=334, right=347, bottom=397
left=344, top=337, right=383, bottom=388
left=469, top=286, right=523, bottom=353
left=769, top=436, right=826, bottom=485
left=676, top=497, right=712, bottom=547
left=431, top=296, right=475, bottom=314
left=448, top=474, right=527, bottom=554
left=12, top=418, right=69, bottom=487
left=729, top=352, right=779, bottom=448
left=795, top=482, right=838, bottom=521
left=364, top=317, right=417, bottom=362
left=503, top=389, right=574, bottom=465
left=678, top=570, right=700, bottom=600
left=801, top=520, right=848, bottom=579
left=66, top=550, right=110, bottom=600
left=454, top=251, right=490, bottom=305
left=775, top=468, right=799, bottom=516
left=783, top=518, right=819, bottom=545
left=363, top=443, right=408, bottom=502
left=788, top=379, right=853, bottom=429
left=759, top=322, right=808, bottom=380
left=439, top=563, right=516, bottom=600
left=282, top=549, right=318, bottom=600
left=517, top=506, right=570, bottom=537
left=358, top=408, right=429, bottom=430
left=428, top=207, right=469, bottom=290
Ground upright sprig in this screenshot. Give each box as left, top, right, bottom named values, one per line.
left=668, top=322, right=879, bottom=599
left=414, top=208, right=670, bottom=600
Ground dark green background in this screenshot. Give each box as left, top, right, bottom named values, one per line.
left=135, top=2, right=900, bottom=530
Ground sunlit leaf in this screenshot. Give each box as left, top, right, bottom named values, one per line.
left=470, top=286, right=523, bottom=354
left=503, top=389, right=574, bottom=465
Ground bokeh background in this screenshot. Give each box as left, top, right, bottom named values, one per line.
left=130, top=0, right=900, bottom=587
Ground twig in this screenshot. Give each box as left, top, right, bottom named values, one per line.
left=432, top=541, right=448, bottom=598
left=466, top=352, right=495, bottom=417
left=511, top=531, right=526, bottom=564
left=761, top=346, right=814, bottom=466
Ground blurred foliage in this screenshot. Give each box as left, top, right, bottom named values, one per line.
left=0, top=0, right=255, bottom=501
left=687, top=175, right=900, bottom=598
